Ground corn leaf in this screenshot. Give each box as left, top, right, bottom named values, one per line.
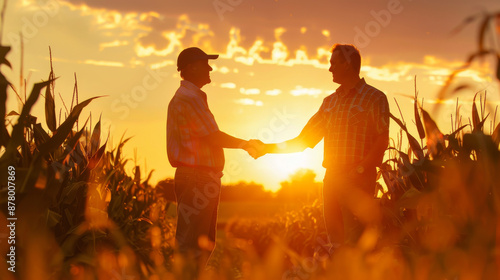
left=87, top=141, right=107, bottom=170
left=0, top=67, right=9, bottom=148
left=421, top=109, right=445, bottom=157
left=37, top=96, right=100, bottom=157
left=142, top=170, right=155, bottom=186
left=414, top=98, right=425, bottom=140
left=20, top=137, right=32, bottom=168
left=398, top=151, right=413, bottom=174
left=448, top=124, right=469, bottom=139
left=73, top=142, right=88, bottom=179
left=44, top=79, right=57, bottom=132
left=390, top=113, right=424, bottom=160
left=476, top=113, right=489, bottom=133
left=413, top=78, right=425, bottom=140
left=20, top=97, right=98, bottom=191
left=134, top=166, right=141, bottom=184
left=0, top=80, right=51, bottom=185
left=492, top=121, right=500, bottom=146
left=59, top=123, right=88, bottom=163
left=472, top=92, right=481, bottom=132
left=90, top=115, right=101, bottom=156
left=33, top=123, right=50, bottom=149
left=0, top=46, right=12, bottom=68
left=4, top=80, right=51, bottom=153
left=114, top=136, right=132, bottom=167
left=62, top=181, right=87, bottom=206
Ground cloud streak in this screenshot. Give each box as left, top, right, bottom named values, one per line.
left=59, top=0, right=500, bottom=65
left=235, top=98, right=263, bottom=106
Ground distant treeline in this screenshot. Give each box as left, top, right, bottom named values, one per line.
left=156, top=169, right=322, bottom=203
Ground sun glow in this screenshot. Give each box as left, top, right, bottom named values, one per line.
left=265, top=152, right=317, bottom=186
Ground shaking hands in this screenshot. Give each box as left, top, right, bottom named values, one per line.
left=244, top=139, right=268, bottom=159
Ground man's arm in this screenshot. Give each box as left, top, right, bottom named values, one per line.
left=357, top=95, right=390, bottom=170
left=264, top=132, right=318, bottom=154
left=252, top=109, right=326, bottom=158
left=357, top=132, right=389, bottom=170
left=202, top=130, right=249, bottom=149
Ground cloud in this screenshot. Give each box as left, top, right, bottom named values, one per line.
left=99, top=40, right=129, bottom=51
left=19, top=0, right=498, bottom=89
left=51, top=1, right=337, bottom=66
left=150, top=60, right=174, bottom=69
left=221, top=83, right=236, bottom=89
left=212, top=65, right=231, bottom=74
left=240, top=88, right=261, bottom=95
left=290, top=86, right=323, bottom=96
left=362, top=65, right=402, bottom=82
left=135, top=29, right=183, bottom=57
left=266, top=89, right=282, bottom=96
left=234, top=98, right=263, bottom=106
left=137, top=31, right=169, bottom=51
left=220, top=26, right=332, bottom=68
left=83, top=59, right=124, bottom=67
left=59, top=0, right=499, bottom=66
left=48, top=0, right=499, bottom=85
left=360, top=57, right=492, bottom=86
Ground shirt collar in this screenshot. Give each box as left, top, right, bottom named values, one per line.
left=181, top=79, right=201, bottom=91
left=337, top=78, right=366, bottom=95
left=180, top=80, right=208, bottom=102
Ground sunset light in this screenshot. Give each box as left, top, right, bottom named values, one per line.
left=2, top=1, right=500, bottom=278
left=265, top=152, right=319, bottom=191
left=1, top=0, right=497, bottom=193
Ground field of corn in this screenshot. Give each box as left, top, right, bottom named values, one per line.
left=1, top=11, right=500, bottom=280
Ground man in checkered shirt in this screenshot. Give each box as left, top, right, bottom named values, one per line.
left=254, top=44, right=390, bottom=249
left=167, top=47, right=255, bottom=270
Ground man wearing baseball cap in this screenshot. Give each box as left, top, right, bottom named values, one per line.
left=167, top=47, right=255, bottom=272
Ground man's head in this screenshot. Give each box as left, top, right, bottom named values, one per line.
left=329, top=44, right=361, bottom=84
left=177, top=47, right=219, bottom=88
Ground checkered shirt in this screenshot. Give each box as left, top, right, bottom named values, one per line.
left=300, top=78, right=389, bottom=170
left=167, top=80, right=224, bottom=172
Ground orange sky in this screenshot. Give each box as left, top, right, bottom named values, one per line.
left=3, top=0, right=500, bottom=191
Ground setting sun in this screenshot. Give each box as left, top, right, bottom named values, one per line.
left=263, top=152, right=319, bottom=191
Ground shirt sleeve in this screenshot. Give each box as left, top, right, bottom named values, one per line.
left=298, top=99, right=327, bottom=148
left=372, top=94, right=390, bottom=136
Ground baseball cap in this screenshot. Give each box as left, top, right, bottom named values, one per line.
left=177, top=47, right=219, bottom=71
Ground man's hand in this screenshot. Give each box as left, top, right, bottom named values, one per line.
left=244, top=139, right=267, bottom=159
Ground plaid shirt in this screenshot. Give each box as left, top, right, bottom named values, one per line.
left=167, top=80, right=224, bottom=172
left=300, top=78, right=389, bottom=170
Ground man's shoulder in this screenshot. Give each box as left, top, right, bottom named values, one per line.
left=168, top=90, right=192, bottom=114
left=361, top=82, right=387, bottom=100
left=323, top=91, right=339, bottom=101
left=172, top=86, right=198, bottom=104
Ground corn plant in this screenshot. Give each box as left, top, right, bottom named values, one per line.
left=0, top=46, right=175, bottom=279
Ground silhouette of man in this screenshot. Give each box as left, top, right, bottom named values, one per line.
left=167, top=47, right=255, bottom=269
left=253, top=44, right=389, bottom=249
